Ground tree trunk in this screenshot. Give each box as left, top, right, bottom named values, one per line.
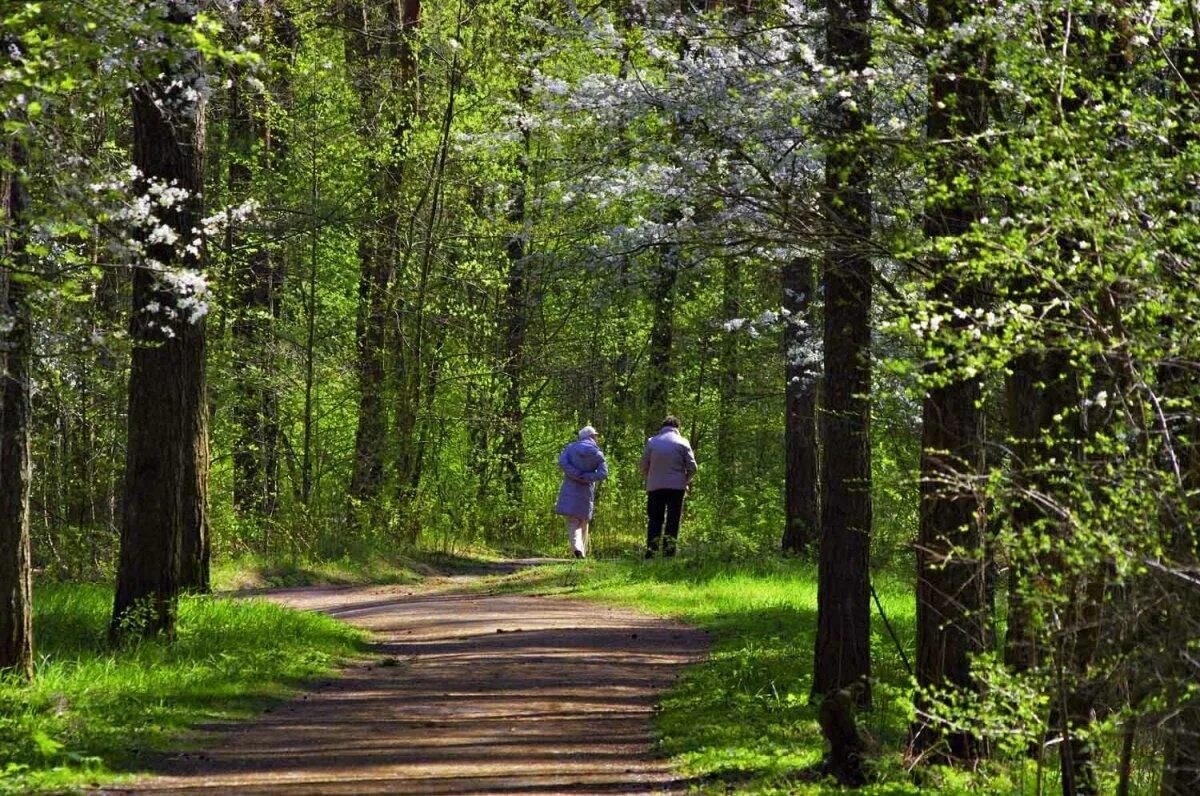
left=716, top=257, right=741, bottom=505
left=112, top=1, right=209, bottom=637
left=344, top=0, right=397, bottom=507
left=782, top=257, right=819, bottom=554
left=348, top=236, right=391, bottom=503
left=497, top=58, right=533, bottom=508
left=812, top=0, right=873, bottom=706
left=0, top=132, right=34, bottom=678
left=230, top=1, right=293, bottom=536
left=228, top=73, right=266, bottom=521
left=387, top=0, right=423, bottom=508
left=644, top=239, right=679, bottom=437
left=912, top=0, right=991, bottom=760
left=1002, top=352, right=1050, bottom=673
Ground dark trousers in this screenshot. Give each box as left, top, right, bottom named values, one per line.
left=646, top=489, right=686, bottom=557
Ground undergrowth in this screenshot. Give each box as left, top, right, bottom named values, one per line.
left=0, top=583, right=365, bottom=794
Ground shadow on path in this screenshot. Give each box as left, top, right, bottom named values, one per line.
left=101, top=570, right=709, bottom=795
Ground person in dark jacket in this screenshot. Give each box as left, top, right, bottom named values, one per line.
left=639, top=416, right=697, bottom=558
left=554, top=426, right=608, bottom=558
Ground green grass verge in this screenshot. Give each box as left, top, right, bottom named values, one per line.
left=209, top=549, right=520, bottom=591
left=212, top=554, right=422, bottom=591
left=487, top=556, right=1140, bottom=795
left=488, top=556, right=922, bottom=793
left=0, top=583, right=366, bottom=794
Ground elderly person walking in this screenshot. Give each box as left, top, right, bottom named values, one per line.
left=554, top=425, right=609, bottom=559
left=640, top=415, right=697, bottom=558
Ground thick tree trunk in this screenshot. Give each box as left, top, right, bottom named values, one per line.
left=0, top=133, right=34, bottom=677
left=912, top=0, right=991, bottom=760
left=497, top=63, right=532, bottom=508
left=112, top=1, right=209, bottom=636
left=812, top=0, right=873, bottom=706
left=782, top=257, right=819, bottom=554
left=346, top=0, right=421, bottom=511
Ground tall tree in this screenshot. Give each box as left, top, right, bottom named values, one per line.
left=498, top=70, right=533, bottom=506
left=911, top=0, right=991, bottom=760
left=497, top=1, right=558, bottom=507
left=111, top=0, right=210, bottom=638
left=345, top=0, right=395, bottom=506
left=782, top=256, right=819, bottom=554
left=812, top=0, right=873, bottom=705
left=230, top=0, right=296, bottom=540
left=387, top=0, right=426, bottom=507
left=345, top=0, right=423, bottom=514
left=0, top=120, right=34, bottom=678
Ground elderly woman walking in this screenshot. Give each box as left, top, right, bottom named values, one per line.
left=554, top=426, right=609, bottom=559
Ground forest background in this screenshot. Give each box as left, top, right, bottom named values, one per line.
left=2, top=0, right=1199, bottom=793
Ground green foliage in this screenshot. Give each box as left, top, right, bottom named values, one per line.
left=0, top=583, right=365, bottom=794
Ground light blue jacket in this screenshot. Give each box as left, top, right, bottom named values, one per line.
left=639, top=427, right=697, bottom=491
left=554, top=438, right=608, bottom=519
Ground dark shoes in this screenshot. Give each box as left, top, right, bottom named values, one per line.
left=573, top=549, right=585, bottom=559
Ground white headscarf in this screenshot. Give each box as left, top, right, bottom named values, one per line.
left=577, top=425, right=598, bottom=441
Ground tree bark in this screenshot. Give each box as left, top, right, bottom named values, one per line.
left=0, top=131, right=34, bottom=678
left=112, top=0, right=210, bottom=637
left=344, top=0, right=399, bottom=506
left=782, top=257, right=819, bottom=554
left=812, top=0, right=873, bottom=706
left=348, top=236, right=391, bottom=503
left=912, top=0, right=991, bottom=760
left=387, top=0, right=424, bottom=509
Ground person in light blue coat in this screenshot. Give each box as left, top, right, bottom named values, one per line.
left=554, top=426, right=609, bottom=558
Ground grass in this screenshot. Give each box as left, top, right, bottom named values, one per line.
left=7, top=553, right=1162, bottom=794
left=486, top=556, right=1163, bottom=795
left=486, top=556, right=922, bottom=794
left=211, top=553, right=426, bottom=591
left=0, top=582, right=366, bottom=794
left=209, top=549, right=517, bottom=591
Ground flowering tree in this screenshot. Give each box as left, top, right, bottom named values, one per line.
left=111, top=0, right=213, bottom=639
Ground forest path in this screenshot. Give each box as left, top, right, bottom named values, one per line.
left=104, top=560, right=710, bottom=795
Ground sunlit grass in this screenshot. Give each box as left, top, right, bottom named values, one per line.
left=491, top=556, right=1162, bottom=795
left=0, top=583, right=365, bottom=794
left=488, top=556, right=920, bottom=793
left=212, top=553, right=424, bottom=591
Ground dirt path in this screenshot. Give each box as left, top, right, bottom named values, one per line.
left=103, top=566, right=709, bottom=795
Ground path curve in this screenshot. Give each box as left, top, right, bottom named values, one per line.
left=103, top=572, right=709, bottom=795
